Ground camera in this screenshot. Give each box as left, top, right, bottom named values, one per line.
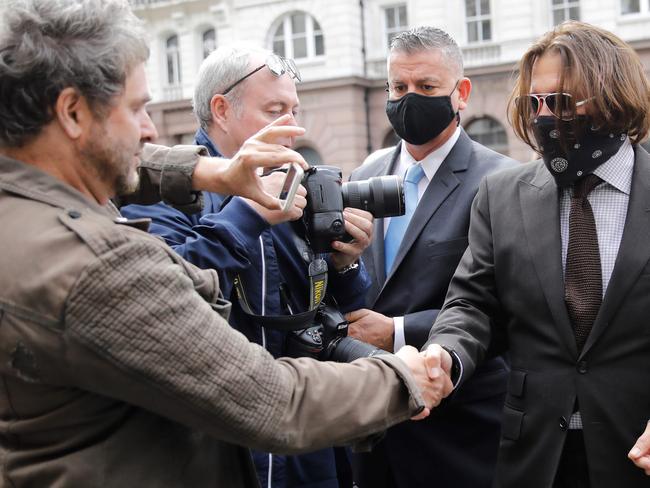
left=300, top=166, right=405, bottom=253
left=285, top=302, right=386, bottom=362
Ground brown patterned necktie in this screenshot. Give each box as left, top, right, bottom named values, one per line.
left=565, top=174, right=603, bottom=352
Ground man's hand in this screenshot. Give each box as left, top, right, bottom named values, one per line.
left=330, top=208, right=373, bottom=270
left=346, top=308, right=395, bottom=352
left=192, top=115, right=308, bottom=209
left=243, top=172, right=307, bottom=224
left=629, top=421, right=650, bottom=475
left=395, top=345, right=453, bottom=420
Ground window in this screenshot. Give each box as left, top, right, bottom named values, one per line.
left=296, top=146, right=323, bottom=165
left=384, top=4, right=408, bottom=50
left=165, top=34, right=181, bottom=86
left=465, top=117, right=508, bottom=154
left=202, top=28, right=216, bottom=59
left=465, top=0, right=492, bottom=43
left=552, top=0, right=580, bottom=24
left=272, top=12, right=324, bottom=60
left=621, top=0, right=640, bottom=14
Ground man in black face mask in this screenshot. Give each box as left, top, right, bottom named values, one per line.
left=346, top=26, right=517, bottom=488
left=426, top=21, right=650, bottom=487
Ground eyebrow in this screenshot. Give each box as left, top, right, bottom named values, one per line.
left=389, top=77, right=442, bottom=84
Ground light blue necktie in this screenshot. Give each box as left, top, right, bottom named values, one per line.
left=384, top=163, right=425, bottom=274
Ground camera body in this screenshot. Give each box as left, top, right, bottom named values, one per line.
left=301, top=166, right=405, bottom=253
left=285, top=302, right=385, bottom=362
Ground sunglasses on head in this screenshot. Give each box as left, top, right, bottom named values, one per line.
left=222, top=54, right=301, bottom=95
left=515, top=92, right=591, bottom=121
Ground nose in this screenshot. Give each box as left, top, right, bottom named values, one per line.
left=537, top=96, right=553, bottom=117
left=141, top=110, right=158, bottom=143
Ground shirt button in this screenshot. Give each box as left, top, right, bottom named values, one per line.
left=68, top=210, right=81, bottom=219
left=577, top=361, right=588, bottom=374
left=559, top=417, right=568, bottom=431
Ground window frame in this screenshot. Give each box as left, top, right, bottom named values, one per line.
left=550, top=0, right=580, bottom=25
left=201, top=27, right=216, bottom=60
left=465, top=0, right=492, bottom=44
left=165, top=34, right=182, bottom=87
left=382, top=4, right=408, bottom=52
left=271, top=11, right=325, bottom=61
left=465, top=116, right=509, bottom=154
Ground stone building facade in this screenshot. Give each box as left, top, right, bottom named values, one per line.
left=133, top=0, right=650, bottom=174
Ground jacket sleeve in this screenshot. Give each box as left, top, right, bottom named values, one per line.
left=423, top=177, right=505, bottom=384
left=115, top=143, right=206, bottom=214
left=60, top=235, right=425, bottom=453
left=121, top=196, right=270, bottom=281
left=326, top=257, right=371, bottom=312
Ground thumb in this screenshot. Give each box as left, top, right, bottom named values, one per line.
left=424, top=344, right=443, bottom=379
left=252, top=189, right=281, bottom=211
left=629, top=422, right=650, bottom=460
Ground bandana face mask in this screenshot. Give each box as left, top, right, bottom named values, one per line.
left=533, top=116, right=627, bottom=187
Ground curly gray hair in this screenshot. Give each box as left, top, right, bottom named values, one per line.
left=0, top=0, right=149, bottom=147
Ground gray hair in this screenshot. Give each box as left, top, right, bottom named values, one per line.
left=390, top=26, right=464, bottom=76
left=0, top=0, right=149, bottom=147
left=193, top=44, right=272, bottom=130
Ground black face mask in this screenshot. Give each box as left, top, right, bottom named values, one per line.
left=533, top=116, right=627, bottom=187
left=385, top=83, right=459, bottom=146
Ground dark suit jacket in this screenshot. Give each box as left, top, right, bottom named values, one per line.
left=351, top=130, right=517, bottom=488
left=428, top=146, right=650, bottom=488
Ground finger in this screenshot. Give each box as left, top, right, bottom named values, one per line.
left=343, top=207, right=374, bottom=220
left=411, top=407, right=430, bottom=421
left=345, top=309, right=368, bottom=322
left=442, top=374, right=454, bottom=397
left=292, top=194, right=307, bottom=210
left=342, top=218, right=367, bottom=241
left=331, top=240, right=362, bottom=256
left=296, top=184, right=307, bottom=197
left=251, top=191, right=282, bottom=211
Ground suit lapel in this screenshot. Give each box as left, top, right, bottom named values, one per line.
left=369, top=145, right=401, bottom=289
left=378, top=132, right=471, bottom=297
left=580, top=147, right=650, bottom=357
left=519, top=165, right=577, bottom=358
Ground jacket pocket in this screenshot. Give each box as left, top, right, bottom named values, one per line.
left=501, top=405, right=524, bottom=441
left=427, top=237, right=469, bottom=259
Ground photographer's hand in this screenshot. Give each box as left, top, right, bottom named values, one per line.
left=243, top=173, right=307, bottom=225
left=330, top=208, right=374, bottom=270
left=395, top=345, right=453, bottom=420
left=346, top=308, right=395, bottom=352
left=192, top=115, right=308, bottom=209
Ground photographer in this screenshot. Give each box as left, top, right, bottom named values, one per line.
left=123, top=45, right=375, bottom=488
left=0, top=2, right=455, bottom=487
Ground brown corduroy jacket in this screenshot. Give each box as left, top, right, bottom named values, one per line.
left=0, top=145, right=425, bottom=488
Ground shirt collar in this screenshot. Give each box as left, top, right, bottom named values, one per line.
left=398, top=127, right=461, bottom=181
left=593, top=137, right=634, bottom=195
left=194, top=127, right=223, bottom=158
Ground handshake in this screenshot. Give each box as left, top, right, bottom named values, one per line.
left=395, top=344, right=454, bottom=420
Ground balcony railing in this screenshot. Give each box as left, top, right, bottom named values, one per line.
left=462, top=43, right=502, bottom=67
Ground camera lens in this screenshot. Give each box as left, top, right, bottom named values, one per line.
left=342, top=175, right=404, bottom=218
left=327, top=337, right=386, bottom=362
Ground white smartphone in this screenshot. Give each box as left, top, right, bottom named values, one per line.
left=278, top=163, right=304, bottom=212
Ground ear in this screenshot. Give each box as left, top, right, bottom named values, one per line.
left=210, top=94, right=231, bottom=132
left=53, top=87, right=94, bottom=140
left=456, top=77, right=472, bottom=112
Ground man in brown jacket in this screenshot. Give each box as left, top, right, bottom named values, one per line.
left=0, top=1, right=453, bottom=487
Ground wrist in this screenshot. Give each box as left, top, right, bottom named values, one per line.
left=193, top=156, right=227, bottom=193
left=336, top=261, right=359, bottom=275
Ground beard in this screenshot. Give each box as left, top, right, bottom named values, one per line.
left=79, top=121, right=141, bottom=197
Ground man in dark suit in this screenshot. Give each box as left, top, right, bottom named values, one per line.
left=427, top=21, right=650, bottom=487
left=347, top=27, right=516, bottom=488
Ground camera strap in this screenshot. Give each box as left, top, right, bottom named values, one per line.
left=233, top=257, right=328, bottom=331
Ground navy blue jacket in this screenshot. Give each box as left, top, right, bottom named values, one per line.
left=122, top=128, right=370, bottom=488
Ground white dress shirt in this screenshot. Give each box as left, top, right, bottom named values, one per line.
left=387, top=127, right=462, bottom=351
